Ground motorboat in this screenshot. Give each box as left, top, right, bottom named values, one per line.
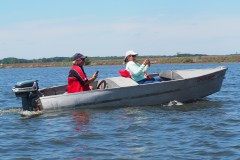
left=12, top=66, right=227, bottom=112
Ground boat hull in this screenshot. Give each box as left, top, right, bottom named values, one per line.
left=38, top=66, right=227, bottom=111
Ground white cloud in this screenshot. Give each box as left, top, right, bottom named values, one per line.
left=0, top=15, right=240, bottom=58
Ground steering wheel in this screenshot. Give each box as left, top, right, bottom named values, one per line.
left=97, top=80, right=107, bottom=89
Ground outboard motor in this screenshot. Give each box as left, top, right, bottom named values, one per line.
left=12, top=80, right=41, bottom=111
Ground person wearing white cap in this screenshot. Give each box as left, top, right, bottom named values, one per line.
left=67, top=53, right=98, bottom=93
left=124, top=50, right=161, bottom=84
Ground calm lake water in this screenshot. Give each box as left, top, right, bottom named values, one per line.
left=0, top=63, right=239, bottom=160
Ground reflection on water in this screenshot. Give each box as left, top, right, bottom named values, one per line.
left=71, top=111, right=90, bottom=131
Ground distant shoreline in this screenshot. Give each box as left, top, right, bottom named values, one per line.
left=1, top=55, right=239, bottom=69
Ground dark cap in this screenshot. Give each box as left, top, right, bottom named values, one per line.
left=72, top=53, right=87, bottom=60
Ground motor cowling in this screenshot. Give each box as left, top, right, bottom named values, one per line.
left=12, top=80, right=41, bottom=111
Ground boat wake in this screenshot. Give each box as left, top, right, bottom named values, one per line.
left=20, top=110, right=44, bottom=118
left=0, top=108, right=22, bottom=115
left=166, top=100, right=183, bottom=107
left=0, top=107, right=43, bottom=118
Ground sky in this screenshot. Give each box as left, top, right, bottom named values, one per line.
left=0, top=0, right=240, bottom=59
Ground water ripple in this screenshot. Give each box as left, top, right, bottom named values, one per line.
left=1, top=64, right=240, bottom=159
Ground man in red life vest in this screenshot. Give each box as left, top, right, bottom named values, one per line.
left=67, top=53, right=98, bottom=93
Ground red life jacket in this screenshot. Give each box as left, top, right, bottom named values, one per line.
left=67, top=66, right=90, bottom=93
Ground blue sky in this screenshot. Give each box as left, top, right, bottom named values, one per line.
left=0, top=0, right=240, bottom=59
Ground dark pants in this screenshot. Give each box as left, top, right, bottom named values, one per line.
left=137, top=77, right=162, bottom=84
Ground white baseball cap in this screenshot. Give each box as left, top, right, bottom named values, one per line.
left=124, top=50, right=138, bottom=62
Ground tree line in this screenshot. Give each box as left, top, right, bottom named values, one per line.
left=0, top=53, right=208, bottom=64
left=0, top=57, right=71, bottom=64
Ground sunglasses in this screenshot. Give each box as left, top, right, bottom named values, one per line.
left=131, top=55, right=137, bottom=57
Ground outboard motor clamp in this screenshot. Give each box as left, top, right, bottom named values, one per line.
left=12, top=80, right=41, bottom=111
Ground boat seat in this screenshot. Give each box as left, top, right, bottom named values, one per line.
left=119, top=69, right=131, bottom=78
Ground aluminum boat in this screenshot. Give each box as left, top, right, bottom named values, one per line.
left=12, top=66, right=227, bottom=111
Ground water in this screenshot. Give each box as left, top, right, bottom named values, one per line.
left=0, top=63, right=239, bottom=159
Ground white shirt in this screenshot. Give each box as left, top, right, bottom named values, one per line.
left=125, top=61, right=149, bottom=81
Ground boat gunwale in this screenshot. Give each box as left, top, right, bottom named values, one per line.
left=39, top=66, right=227, bottom=100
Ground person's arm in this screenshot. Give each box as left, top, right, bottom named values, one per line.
left=142, top=59, right=150, bottom=72
left=126, top=61, right=146, bottom=76
left=142, top=65, right=149, bottom=73
left=70, top=70, right=86, bottom=85
left=70, top=69, right=98, bottom=86
left=84, top=72, right=98, bottom=85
